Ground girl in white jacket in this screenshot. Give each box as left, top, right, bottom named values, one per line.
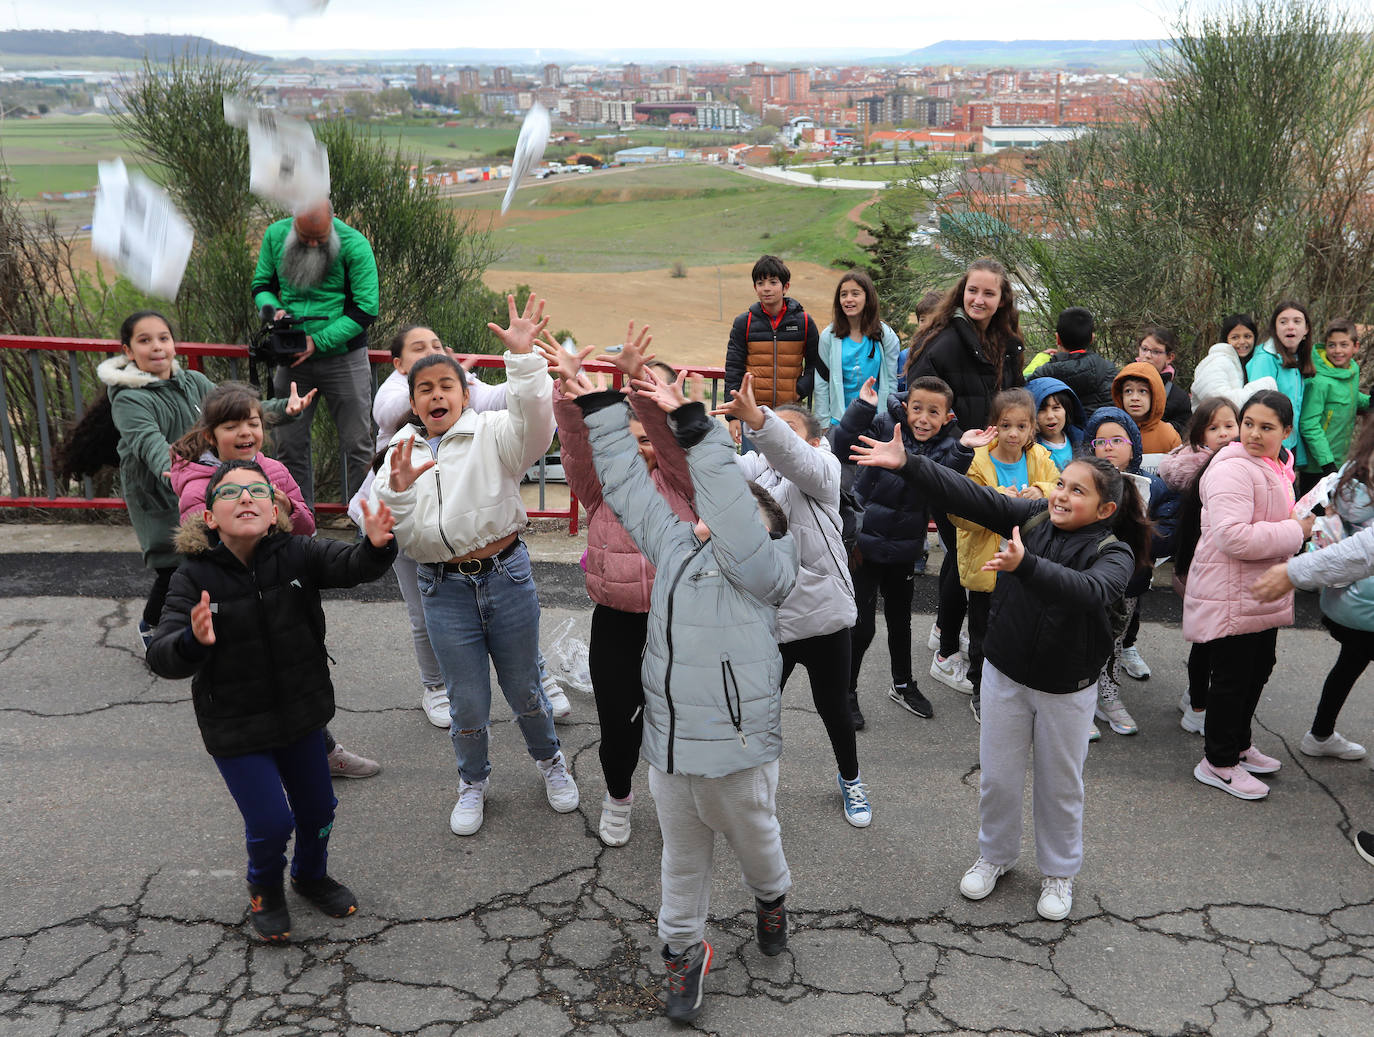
left=373, top=295, right=578, bottom=838
left=1189, top=314, right=1277, bottom=409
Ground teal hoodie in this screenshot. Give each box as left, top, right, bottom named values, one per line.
left=1244, top=339, right=1308, bottom=467
left=1300, top=346, right=1368, bottom=473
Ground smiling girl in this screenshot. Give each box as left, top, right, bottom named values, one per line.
left=813, top=269, right=901, bottom=428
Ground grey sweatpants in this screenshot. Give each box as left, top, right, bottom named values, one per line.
left=273, top=346, right=375, bottom=508
left=649, top=761, right=792, bottom=953
left=978, top=662, right=1096, bottom=879
left=393, top=547, right=444, bottom=690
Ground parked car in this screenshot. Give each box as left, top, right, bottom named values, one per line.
left=523, top=454, right=566, bottom=484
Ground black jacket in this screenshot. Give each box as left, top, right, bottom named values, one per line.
left=724, top=297, right=820, bottom=402
left=1160, top=372, right=1193, bottom=438
left=830, top=393, right=972, bottom=564
left=1035, top=349, right=1118, bottom=417
left=147, top=519, right=397, bottom=757
left=905, top=312, right=1023, bottom=432
left=899, top=454, right=1135, bottom=693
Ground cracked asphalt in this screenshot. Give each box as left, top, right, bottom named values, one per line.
left=2, top=547, right=1372, bottom=1036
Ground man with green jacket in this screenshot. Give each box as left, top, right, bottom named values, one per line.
left=252, top=199, right=379, bottom=508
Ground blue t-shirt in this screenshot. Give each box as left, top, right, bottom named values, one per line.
left=841, top=336, right=884, bottom=409
left=990, top=452, right=1029, bottom=490
left=1042, top=438, right=1073, bottom=471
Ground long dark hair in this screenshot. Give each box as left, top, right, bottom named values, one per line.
left=906, top=257, right=1023, bottom=390
left=831, top=269, right=882, bottom=341
left=1068, top=456, right=1152, bottom=577
left=120, top=309, right=175, bottom=347
left=169, top=382, right=266, bottom=462
left=1185, top=397, right=1239, bottom=451
left=1265, top=299, right=1316, bottom=377
left=1334, top=414, right=1374, bottom=505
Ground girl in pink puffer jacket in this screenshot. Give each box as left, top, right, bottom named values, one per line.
left=1176, top=390, right=1313, bottom=801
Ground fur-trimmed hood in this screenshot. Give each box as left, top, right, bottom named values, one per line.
left=174, top=509, right=294, bottom=556
left=97, top=353, right=183, bottom=390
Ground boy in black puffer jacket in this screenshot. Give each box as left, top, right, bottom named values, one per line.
left=147, top=459, right=397, bottom=943
left=830, top=375, right=978, bottom=727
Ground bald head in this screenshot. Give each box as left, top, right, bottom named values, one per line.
left=292, top=200, right=334, bottom=247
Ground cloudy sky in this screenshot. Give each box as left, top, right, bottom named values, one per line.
left=10, top=1, right=1175, bottom=55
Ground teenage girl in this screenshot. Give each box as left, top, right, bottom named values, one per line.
left=1158, top=398, right=1240, bottom=734
left=717, top=371, right=871, bottom=828
left=1244, top=301, right=1315, bottom=470
left=93, top=311, right=311, bottom=649
left=1176, top=390, right=1314, bottom=801
left=146, top=459, right=398, bottom=942
left=852, top=430, right=1147, bottom=923
left=954, top=388, right=1058, bottom=722
left=813, top=269, right=901, bottom=428
left=1190, top=314, right=1277, bottom=409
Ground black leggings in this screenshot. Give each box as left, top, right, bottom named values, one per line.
left=1187, top=642, right=1210, bottom=710
left=781, top=628, right=859, bottom=781
left=588, top=604, right=649, bottom=800
left=967, top=590, right=992, bottom=696
left=143, top=566, right=179, bottom=628
left=850, top=558, right=916, bottom=688
left=1310, top=619, right=1374, bottom=739
left=1204, top=629, right=1278, bottom=768
left=932, top=512, right=967, bottom=659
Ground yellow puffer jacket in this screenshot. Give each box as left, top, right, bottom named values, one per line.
left=953, top=443, right=1060, bottom=592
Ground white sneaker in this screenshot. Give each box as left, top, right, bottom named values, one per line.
left=1300, top=730, right=1368, bottom=760
left=421, top=684, right=451, bottom=728
left=1120, top=645, right=1151, bottom=680
left=930, top=654, right=974, bottom=694
left=599, top=792, right=633, bottom=846
left=449, top=778, right=488, bottom=836
left=927, top=623, right=970, bottom=656
left=1180, top=708, right=1206, bottom=735
left=542, top=674, right=573, bottom=721
left=537, top=751, right=580, bottom=813
left=1037, top=877, right=1073, bottom=921
left=1178, top=691, right=1192, bottom=714
left=959, top=856, right=1008, bottom=900
left=1088, top=723, right=1101, bottom=743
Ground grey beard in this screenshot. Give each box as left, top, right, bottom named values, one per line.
left=279, top=227, right=341, bottom=289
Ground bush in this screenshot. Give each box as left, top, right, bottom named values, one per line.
left=670, top=261, right=687, bottom=278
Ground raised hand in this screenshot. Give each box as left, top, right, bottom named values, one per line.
left=388, top=437, right=437, bottom=493
left=535, top=335, right=596, bottom=385
left=285, top=381, right=318, bottom=416
left=360, top=498, right=396, bottom=548
left=709, top=371, right=765, bottom=431
left=1252, top=561, right=1295, bottom=602
left=273, top=487, right=293, bottom=515
left=982, top=525, right=1025, bottom=573
left=603, top=321, right=654, bottom=379
left=859, top=376, right=878, bottom=406
left=486, top=293, right=549, bottom=354
left=960, top=425, right=997, bottom=450
left=851, top=425, right=908, bottom=470
left=561, top=370, right=610, bottom=399
left=632, top=367, right=690, bottom=413
left=190, top=590, right=215, bottom=646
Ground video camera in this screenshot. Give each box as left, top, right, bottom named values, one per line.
left=249, top=305, right=325, bottom=392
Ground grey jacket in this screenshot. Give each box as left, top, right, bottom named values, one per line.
left=585, top=399, right=798, bottom=778
left=1288, top=525, right=1374, bottom=594
left=736, top=410, right=856, bottom=642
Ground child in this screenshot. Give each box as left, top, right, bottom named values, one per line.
left=1299, top=319, right=1369, bottom=493
left=1027, top=376, right=1085, bottom=471
left=570, top=366, right=797, bottom=1025
left=1033, top=307, right=1117, bottom=415
left=953, top=387, right=1059, bottom=721
left=1134, top=327, right=1192, bottom=437
left=94, top=311, right=310, bottom=650
left=1175, top=390, right=1314, bottom=800
left=830, top=375, right=974, bottom=727
left=541, top=325, right=696, bottom=847
left=851, top=432, right=1146, bottom=922
left=1245, top=300, right=1316, bottom=469
left=1112, top=361, right=1182, bottom=458
left=1189, top=314, right=1276, bottom=409
left=146, top=460, right=398, bottom=942
left=373, top=295, right=580, bottom=837
left=896, top=289, right=946, bottom=392
left=723, top=255, right=820, bottom=444
left=718, top=372, right=871, bottom=827
left=813, top=269, right=901, bottom=428
left=1158, top=398, right=1241, bottom=734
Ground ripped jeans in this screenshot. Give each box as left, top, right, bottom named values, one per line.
left=417, top=541, right=560, bottom=784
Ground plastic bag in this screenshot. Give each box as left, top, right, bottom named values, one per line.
left=547, top=617, right=592, bottom=694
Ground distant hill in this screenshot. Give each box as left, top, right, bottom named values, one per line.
left=895, top=39, right=1169, bottom=70
left=0, top=30, right=267, bottom=63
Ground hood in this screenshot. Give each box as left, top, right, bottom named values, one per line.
left=1112, top=361, right=1167, bottom=429
left=97, top=353, right=183, bottom=392
left=1025, top=375, right=1085, bottom=430
left=1314, top=346, right=1359, bottom=382
left=1205, top=341, right=1244, bottom=365
left=1084, top=405, right=1143, bottom=472
left=174, top=508, right=293, bottom=556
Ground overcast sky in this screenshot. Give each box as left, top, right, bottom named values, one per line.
left=9, top=1, right=1176, bottom=56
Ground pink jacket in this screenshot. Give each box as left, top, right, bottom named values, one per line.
left=1157, top=443, right=1213, bottom=492
left=169, top=453, right=316, bottom=536
left=1182, top=441, right=1303, bottom=643
left=554, top=384, right=695, bottom=613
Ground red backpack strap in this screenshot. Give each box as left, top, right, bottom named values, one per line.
left=746, top=311, right=752, bottom=340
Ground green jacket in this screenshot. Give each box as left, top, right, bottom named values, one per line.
left=1300, top=346, right=1368, bottom=473
left=251, top=217, right=379, bottom=356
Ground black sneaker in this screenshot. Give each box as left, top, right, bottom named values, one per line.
left=662, top=940, right=712, bottom=1023
left=913, top=553, right=928, bottom=574
left=889, top=682, right=933, bottom=719
left=756, top=895, right=788, bottom=956
left=290, top=874, right=358, bottom=917
left=247, top=883, right=291, bottom=942
left=970, top=697, right=981, bottom=724
left=1356, top=831, right=1374, bottom=867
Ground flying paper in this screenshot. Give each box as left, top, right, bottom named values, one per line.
left=224, top=95, right=331, bottom=209
left=91, top=159, right=194, bottom=300
left=269, top=0, right=331, bottom=17
left=501, top=102, right=551, bottom=215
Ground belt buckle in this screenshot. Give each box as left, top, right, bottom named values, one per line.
left=457, top=558, right=483, bottom=576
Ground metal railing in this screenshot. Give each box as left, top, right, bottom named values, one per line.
left=0, top=334, right=727, bottom=534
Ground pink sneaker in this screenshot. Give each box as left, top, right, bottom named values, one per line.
left=1194, top=759, right=1269, bottom=800
left=1237, top=745, right=1281, bottom=775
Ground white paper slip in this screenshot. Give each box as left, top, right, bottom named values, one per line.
left=501, top=103, right=552, bottom=215
left=270, top=0, right=331, bottom=15
left=224, top=95, right=331, bottom=209
left=91, top=159, right=194, bottom=300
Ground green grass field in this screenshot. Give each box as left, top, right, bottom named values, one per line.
left=459, top=164, right=869, bottom=273
left=0, top=114, right=128, bottom=197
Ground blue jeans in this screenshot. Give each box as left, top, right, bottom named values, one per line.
left=417, top=541, right=560, bottom=783
left=213, top=729, right=336, bottom=888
